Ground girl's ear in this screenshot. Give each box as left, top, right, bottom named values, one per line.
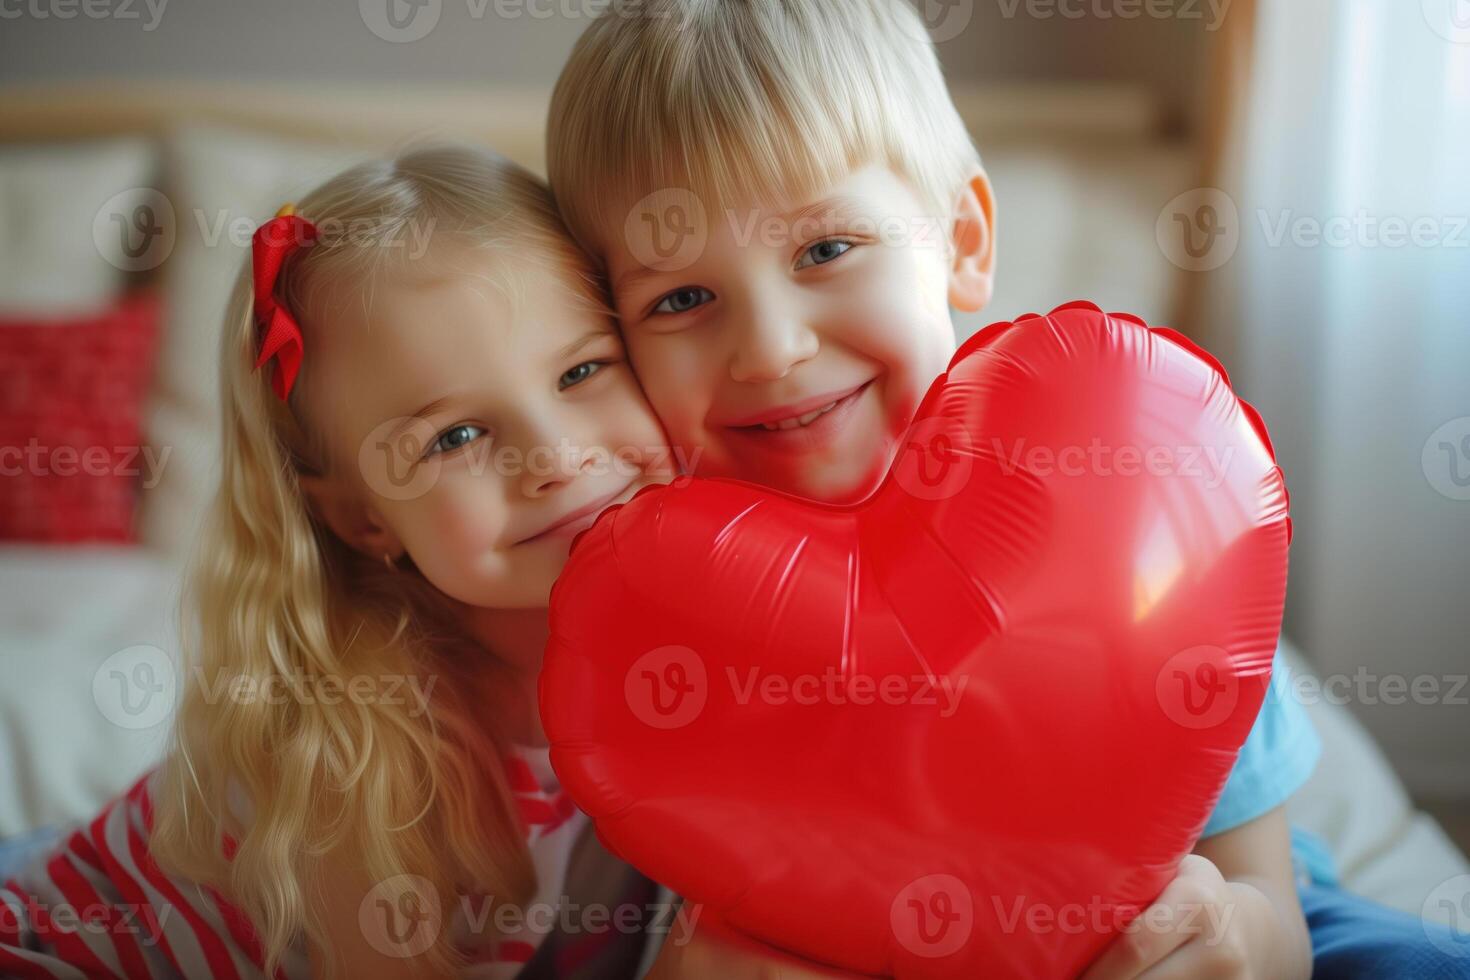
left=297, top=473, right=405, bottom=561
left=948, top=170, right=997, bottom=313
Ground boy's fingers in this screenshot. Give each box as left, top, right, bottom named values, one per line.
left=1078, top=870, right=1215, bottom=980
left=1078, top=924, right=1189, bottom=980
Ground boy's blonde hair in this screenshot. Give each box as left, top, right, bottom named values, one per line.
left=151, top=145, right=594, bottom=978
left=547, top=0, right=983, bottom=259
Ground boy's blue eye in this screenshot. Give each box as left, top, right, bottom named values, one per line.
left=559, top=360, right=608, bottom=390
left=795, top=239, right=854, bottom=269
left=428, top=424, right=486, bottom=457
left=652, top=286, right=713, bottom=315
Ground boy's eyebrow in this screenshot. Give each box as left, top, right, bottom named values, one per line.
left=611, top=195, right=874, bottom=297
left=613, top=264, right=671, bottom=297
left=778, top=194, right=870, bottom=226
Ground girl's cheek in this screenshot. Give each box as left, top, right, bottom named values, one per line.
left=415, top=476, right=512, bottom=563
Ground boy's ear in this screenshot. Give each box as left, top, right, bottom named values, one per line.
left=948, top=170, right=997, bottom=313
left=297, top=473, right=405, bottom=562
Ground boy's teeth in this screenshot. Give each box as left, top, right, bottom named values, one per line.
left=759, top=398, right=840, bottom=431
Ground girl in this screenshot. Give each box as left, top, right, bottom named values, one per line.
left=0, top=145, right=673, bottom=979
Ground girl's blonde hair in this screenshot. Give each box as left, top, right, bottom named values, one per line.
left=546, top=0, right=983, bottom=259
left=151, top=145, right=596, bottom=978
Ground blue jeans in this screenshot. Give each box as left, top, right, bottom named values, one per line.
left=1303, top=881, right=1470, bottom=979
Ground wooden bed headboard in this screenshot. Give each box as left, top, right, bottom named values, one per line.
left=0, top=80, right=1172, bottom=177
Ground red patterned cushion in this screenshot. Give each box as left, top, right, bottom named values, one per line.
left=0, top=293, right=162, bottom=543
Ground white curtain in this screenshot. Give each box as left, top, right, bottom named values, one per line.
left=1203, top=0, right=1470, bottom=795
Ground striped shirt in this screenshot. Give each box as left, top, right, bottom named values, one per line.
left=0, top=746, right=629, bottom=979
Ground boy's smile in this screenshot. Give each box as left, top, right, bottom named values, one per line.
left=605, top=164, right=984, bottom=503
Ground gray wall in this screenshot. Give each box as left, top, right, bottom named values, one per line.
left=0, top=0, right=1211, bottom=123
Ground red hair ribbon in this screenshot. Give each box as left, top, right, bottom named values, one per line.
left=252, top=204, right=319, bottom=401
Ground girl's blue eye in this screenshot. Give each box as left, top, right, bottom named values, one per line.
left=428, top=424, right=486, bottom=457
left=795, top=239, right=854, bottom=269
left=559, top=360, right=608, bottom=390
left=652, top=286, right=714, bottom=315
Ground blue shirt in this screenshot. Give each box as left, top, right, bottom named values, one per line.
left=1200, top=647, right=1336, bottom=883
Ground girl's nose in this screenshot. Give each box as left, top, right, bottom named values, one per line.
left=520, top=444, right=591, bottom=499
left=509, top=409, right=593, bottom=499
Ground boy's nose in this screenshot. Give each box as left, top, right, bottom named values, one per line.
left=728, top=312, right=819, bottom=383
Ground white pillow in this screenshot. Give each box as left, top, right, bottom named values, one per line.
left=138, top=126, right=368, bottom=558
left=0, top=546, right=182, bottom=837
left=0, top=138, right=159, bottom=315
left=1281, top=640, right=1470, bottom=923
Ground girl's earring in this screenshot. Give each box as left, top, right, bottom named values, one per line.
left=383, top=552, right=397, bottom=572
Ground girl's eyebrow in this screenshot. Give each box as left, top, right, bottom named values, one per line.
left=556, top=328, right=615, bottom=361
left=379, top=329, right=616, bottom=440
left=384, top=395, right=453, bottom=442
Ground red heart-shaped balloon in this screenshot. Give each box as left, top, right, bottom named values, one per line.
left=541, top=302, right=1290, bottom=978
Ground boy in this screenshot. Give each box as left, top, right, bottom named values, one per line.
left=546, top=1, right=1470, bottom=976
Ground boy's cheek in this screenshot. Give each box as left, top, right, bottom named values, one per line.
left=914, top=249, right=952, bottom=322
left=656, top=402, right=722, bottom=475
left=624, top=345, right=717, bottom=448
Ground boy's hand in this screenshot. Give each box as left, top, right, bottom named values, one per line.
left=1079, top=854, right=1256, bottom=980
left=645, top=913, right=859, bottom=980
